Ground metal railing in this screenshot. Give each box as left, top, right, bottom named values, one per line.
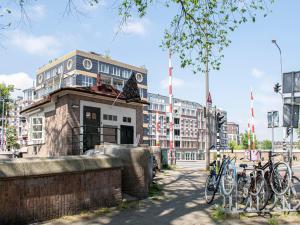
left=72, top=125, right=119, bottom=153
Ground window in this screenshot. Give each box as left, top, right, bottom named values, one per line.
left=122, top=70, right=130, bottom=79
left=82, top=75, right=94, bottom=87
left=123, top=117, right=131, bottom=123
left=57, top=65, right=63, bottom=74
left=103, top=114, right=117, bottom=121
left=83, top=59, right=93, bottom=70
left=174, top=118, right=180, bottom=125
left=31, top=117, right=44, bottom=141
left=174, top=129, right=180, bottom=136
left=112, top=67, right=121, bottom=76
left=100, top=64, right=109, bottom=73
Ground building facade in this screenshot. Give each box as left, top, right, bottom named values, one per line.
left=147, top=93, right=228, bottom=160
left=21, top=84, right=147, bottom=157
left=33, top=50, right=149, bottom=144
left=227, top=122, right=240, bottom=145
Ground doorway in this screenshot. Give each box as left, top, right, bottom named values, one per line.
left=83, top=106, right=100, bottom=151
left=120, top=125, right=134, bottom=144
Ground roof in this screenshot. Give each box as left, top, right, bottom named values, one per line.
left=36, top=50, right=148, bottom=75
left=21, top=84, right=148, bottom=114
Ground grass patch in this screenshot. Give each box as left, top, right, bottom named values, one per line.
left=212, top=205, right=227, bottom=221
left=162, top=164, right=177, bottom=170
left=268, top=216, right=279, bottom=225
left=149, top=182, right=163, bottom=197
left=117, top=200, right=140, bottom=210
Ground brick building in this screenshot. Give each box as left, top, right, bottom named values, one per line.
left=33, top=50, right=149, bottom=145
left=147, top=93, right=228, bottom=161
left=21, top=82, right=147, bottom=157
left=227, top=122, right=240, bottom=145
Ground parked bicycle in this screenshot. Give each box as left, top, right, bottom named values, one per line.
left=205, top=155, right=236, bottom=204
left=236, top=159, right=269, bottom=211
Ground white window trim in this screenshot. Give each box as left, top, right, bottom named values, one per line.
left=83, top=59, right=93, bottom=70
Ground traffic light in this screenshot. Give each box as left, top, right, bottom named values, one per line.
left=286, top=127, right=292, bottom=137
left=216, top=112, right=225, bottom=130
left=274, top=82, right=281, bottom=93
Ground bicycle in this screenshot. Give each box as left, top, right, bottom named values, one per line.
left=258, top=151, right=292, bottom=211
left=205, top=155, right=236, bottom=204
left=236, top=159, right=269, bottom=211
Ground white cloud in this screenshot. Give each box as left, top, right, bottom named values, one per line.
left=30, top=5, right=46, bottom=19
left=160, top=77, right=186, bottom=89
left=0, top=73, right=34, bottom=98
left=9, top=31, right=61, bottom=56
left=118, top=19, right=149, bottom=36
left=251, top=68, right=264, bottom=79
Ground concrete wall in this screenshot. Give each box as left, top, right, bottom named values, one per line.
left=96, top=144, right=152, bottom=199
left=0, top=155, right=122, bottom=225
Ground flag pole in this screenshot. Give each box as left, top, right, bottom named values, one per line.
left=112, top=91, right=122, bottom=106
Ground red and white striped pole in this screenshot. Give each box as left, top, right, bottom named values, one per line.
left=155, top=110, right=160, bottom=147
left=250, top=89, right=256, bottom=150
left=168, top=50, right=174, bottom=165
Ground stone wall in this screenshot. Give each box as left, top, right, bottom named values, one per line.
left=0, top=155, right=122, bottom=225
left=96, top=144, right=152, bottom=199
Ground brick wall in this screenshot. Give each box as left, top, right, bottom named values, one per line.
left=0, top=156, right=122, bottom=225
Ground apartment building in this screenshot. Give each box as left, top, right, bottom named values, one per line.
left=6, top=87, right=35, bottom=147
left=33, top=50, right=149, bottom=144
left=227, top=122, right=240, bottom=145
left=147, top=93, right=228, bottom=161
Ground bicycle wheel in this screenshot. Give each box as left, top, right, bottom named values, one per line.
left=205, top=174, right=216, bottom=204
left=236, top=176, right=250, bottom=211
left=289, top=175, right=300, bottom=209
left=257, top=177, right=270, bottom=211
left=270, top=162, right=292, bottom=196
left=221, top=160, right=236, bottom=195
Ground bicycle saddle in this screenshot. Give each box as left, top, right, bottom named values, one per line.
left=239, top=164, right=248, bottom=169
left=210, top=160, right=216, bottom=166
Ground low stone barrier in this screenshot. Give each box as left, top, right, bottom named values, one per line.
left=0, top=155, right=122, bottom=225
left=96, top=144, right=152, bottom=199
left=150, top=146, right=162, bottom=170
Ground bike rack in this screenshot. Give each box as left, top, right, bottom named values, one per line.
left=218, top=167, right=300, bottom=214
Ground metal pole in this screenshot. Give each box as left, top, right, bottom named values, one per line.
left=205, top=44, right=210, bottom=171
left=1, top=99, right=5, bottom=151
left=271, top=117, right=274, bottom=153
left=290, top=72, right=295, bottom=168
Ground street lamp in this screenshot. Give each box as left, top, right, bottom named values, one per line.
left=272, top=40, right=283, bottom=76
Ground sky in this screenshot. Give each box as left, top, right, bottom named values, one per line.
left=0, top=0, right=299, bottom=141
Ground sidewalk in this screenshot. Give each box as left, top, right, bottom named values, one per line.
left=39, top=168, right=300, bottom=225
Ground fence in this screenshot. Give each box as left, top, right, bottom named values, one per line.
left=72, top=125, right=119, bottom=152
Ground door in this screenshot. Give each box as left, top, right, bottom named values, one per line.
left=83, top=106, right=100, bottom=151
left=120, top=125, right=134, bottom=144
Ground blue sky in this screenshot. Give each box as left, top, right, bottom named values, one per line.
left=0, top=0, right=299, bottom=141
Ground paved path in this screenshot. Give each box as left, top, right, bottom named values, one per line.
left=40, top=168, right=300, bottom=225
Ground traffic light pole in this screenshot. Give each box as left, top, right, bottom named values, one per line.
left=290, top=72, right=295, bottom=169
left=216, top=129, right=220, bottom=169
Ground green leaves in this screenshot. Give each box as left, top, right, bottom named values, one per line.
left=119, top=0, right=274, bottom=74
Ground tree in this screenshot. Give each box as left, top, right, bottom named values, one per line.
left=228, top=140, right=237, bottom=151
left=241, top=130, right=258, bottom=150
left=1, top=0, right=274, bottom=73
left=6, top=126, right=20, bottom=151
left=0, top=84, right=14, bottom=126
left=261, top=139, right=272, bottom=150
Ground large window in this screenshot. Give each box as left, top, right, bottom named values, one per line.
left=112, top=67, right=121, bottom=76
left=31, top=117, right=44, bottom=141
left=82, top=76, right=94, bottom=87
left=122, top=70, right=131, bottom=79
left=100, top=64, right=109, bottom=73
